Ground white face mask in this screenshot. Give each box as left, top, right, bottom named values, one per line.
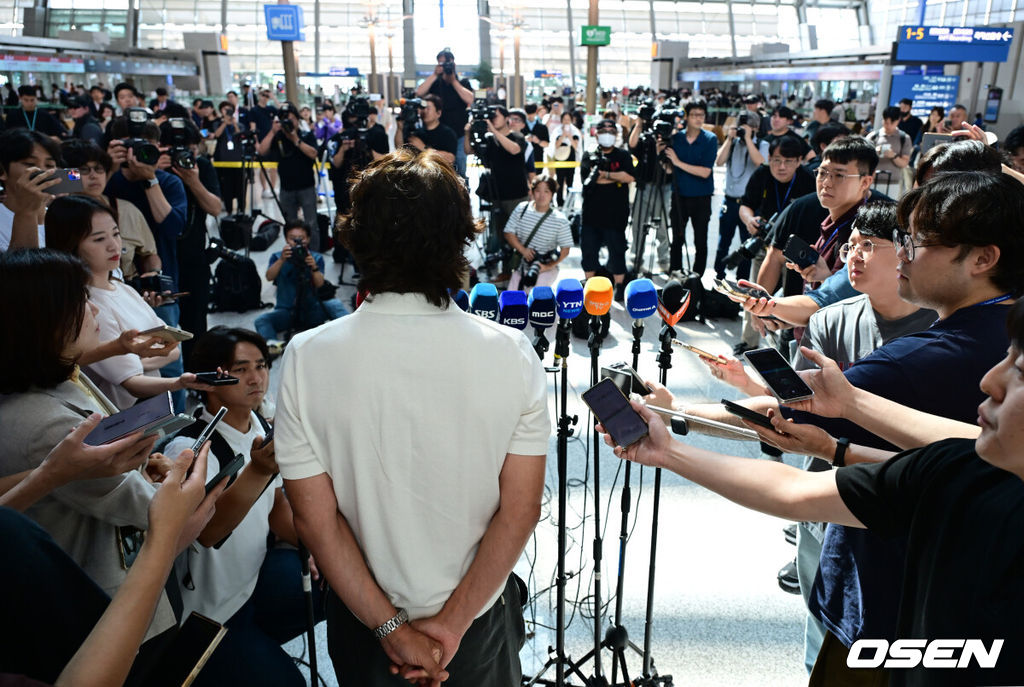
left=597, top=132, right=616, bottom=148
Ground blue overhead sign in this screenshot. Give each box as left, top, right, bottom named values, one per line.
left=896, top=25, right=1014, bottom=63
left=264, top=5, right=304, bottom=42
left=889, top=73, right=960, bottom=118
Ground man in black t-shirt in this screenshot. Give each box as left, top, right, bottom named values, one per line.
left=326, top=108, right=389, bottom=216
left=579, top=119, right=636, bottom=301
left=895, top=98, right=923, bottom=144
left=394, top=94, right=457, bottom=166
left=255, top=103, right=322, bottom=248
left=5, top=85, right=65, bottom=140
left=415, top=49, right=474, bottom=178
left=464, top=105, right=529, bottom=249
left=248, top=88, right=279, bottom=197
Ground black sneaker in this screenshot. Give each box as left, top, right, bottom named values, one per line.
left=778, top=558, right=800, bottom=594
left=784, top=523, right=797, bottom=546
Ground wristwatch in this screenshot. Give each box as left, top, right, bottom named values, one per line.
left=373, top=608, right=408, bottom=639
left=833, top=437, right=850, bottom=468
left=146, top=177, right=159, bottom=188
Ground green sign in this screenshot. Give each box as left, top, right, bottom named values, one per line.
left=579, top=25, right=611, bottom=46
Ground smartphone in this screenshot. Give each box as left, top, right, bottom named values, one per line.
left=672, top=340, right=727, bottom=363
left=783, top=235, right=820, bottom=270
left=714, top=278, right=770, bottom=300
left=581, top=377, right=649, bottom=448
left=742, top=347, right=815, bottom=403
left=260, top=427, right=274, bottom=448
left=190, top=407, right=228, bottom=455
left=145, top=611, right=227, bottom=687
left=193, top=371, right=239, bottom=386
left=139, top=324, right=194, bottom=342
left=46, top=168, right=86, bottom=195
left=920, top=131, right=953, bottom=155
left=205, top=453, right=244, bottom=494
left=721, top=399, right=775, bottom=430
left=600, top=362, right=651, bottom=397
left=83, top=391, right=195, bottom=445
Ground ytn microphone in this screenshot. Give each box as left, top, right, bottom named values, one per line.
left=583, top=277, right=613, bottom=317
left=624, top=278, right=658, bottom=320
left=555, top=278, right=584, bottom=320
left=468, top=283, right=499, bottom=321
left=452, top=289, right=469, bottom=312
left=656, top=280, right=691, bottom=327
left=528, top=286, right=556, bottom=330
left=498, top=290, right=529, bottom=330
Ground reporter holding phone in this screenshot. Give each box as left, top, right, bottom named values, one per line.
left=0, top=128, right=62, bottom=251
left=162, top=326, right=324, bottom=687
left=44, top=194, right=212, bottom=409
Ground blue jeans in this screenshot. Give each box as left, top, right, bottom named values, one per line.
left=254, top=299, right=348, bottom=341
left=191, top=547, right=326, bottom=687
left=455, top=135, right=468, bottom=179
left=714, top=196, right=751, bottom=280
left=153, top=301, right=185, bottom=413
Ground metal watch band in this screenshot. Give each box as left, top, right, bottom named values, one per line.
left=373, top=608, right=409, bottom=640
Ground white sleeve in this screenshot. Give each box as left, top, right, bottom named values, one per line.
left=274, top=343, right=327, bottom=481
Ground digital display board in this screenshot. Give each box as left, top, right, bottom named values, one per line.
left=896, top=26, right=1014, bottom=63
left=889, top=74, right=960, bottom=118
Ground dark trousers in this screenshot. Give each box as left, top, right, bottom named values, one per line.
left=669, top=193, right=712, bottom=275
left=580, top=223, right=628, bottom=275
left=713, top=195, right=751, bottom=280
left=326, top=574, right=525, bottom=687
left=192, top=547, right=326, bottom=687
left=555, top=166, right=575, bottom=206
left=808, top=630, right=889, bottom=687
left=217, top=167, right=245, bottom=214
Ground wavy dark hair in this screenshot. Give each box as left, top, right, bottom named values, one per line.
left=915, top=139, right=1002, bottom=186
left=851, top=200, right=897, bottom=242
left=897, top=171, right=1024, bottom=295
left=44, top=194, right=118, bottom=260
left=336, top=148, right=482, bottom=307
left=0, top=249, right=90, bottom=393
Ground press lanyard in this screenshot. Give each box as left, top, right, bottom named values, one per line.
left=969, top=293, right=1013, bottom=308
left=23, top=108, right=37, bottom=131
left=819, top=216, right=854, bottom=254
left=774, top=174, right=797, bottom=212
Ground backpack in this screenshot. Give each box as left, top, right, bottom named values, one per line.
left=248, top=219, right=282, bottom=251
left=210, top=251, right=267, bottom=313
left=218, top=214, right=255, bottom=251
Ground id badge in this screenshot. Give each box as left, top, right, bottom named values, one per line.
left=226, top=140, right=235, bottom=151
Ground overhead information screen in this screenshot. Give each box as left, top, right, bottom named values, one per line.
left=889, top=72, right=960, bottom=117
left=896, top=26, right=1015, bottom=62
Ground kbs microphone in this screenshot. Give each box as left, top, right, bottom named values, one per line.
left=624, top=279, right=657, bottom=320
left=452, top=289, right=469, bottom=312
left=555, top=278, right=584, bottom=320
left=469, top=283, right=499, bottom=321
left=498, top=290, right=528, bottom=330
left=527, top=286, right=556, bottom=330
left=656, top=280, right=691, bottom=327
left=583, top=277, right=613, bottom=317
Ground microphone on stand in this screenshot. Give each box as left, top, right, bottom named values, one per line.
left=468, top=283, right=499, bottom=321
left=583, top=277, right=613, bottom=318
left=625, top=278, right=658, bottom=320
left=452, top=289, right=469, bottom=312
left=555, top=278, right=584, bottom=321
left=498, top=290, right=529, bottom=330
left=656, top=280, right=691, bottom=327
left=528, top=286, right=556, bottom=361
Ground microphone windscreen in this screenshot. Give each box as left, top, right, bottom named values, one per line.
left=657, top=280, right=691, bottom=327
left=453, top=289, right=469, bottom=312
left=469, top=282, right=499, bottom=321
left=528, top=286, right=556, bottom=329
left=625, top=279, right=657, bottom=319
left=583, top=277, right=613, bottom=317
left=555, top=278, right=584, bottom=320
left=498, top=290, right=529, bottom=330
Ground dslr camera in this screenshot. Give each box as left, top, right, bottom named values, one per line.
left=120, top=108, right=161, bottom=166
left=343, top=96, right=371, bottom=130
left=289, top=237, right=309, bottom=267
left=724, top=212, right=777, bottom=269
left=520, top=249, right=561, bottom=288
left=736, top=113, right=751, bottom=139
left=440, top=49, right=456, bottom=76
left=166, top=118, right=196, bottom=170
left=399, top=98, right=423, bottom=129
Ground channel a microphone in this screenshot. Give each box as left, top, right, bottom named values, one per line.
left=452, top=289, right=469, bottom=312
left=469, top=283, right=499, bottom=321
left=583, top=276, right=613, bottom=317
left=555, top=278, right=584, bottom=321
left=499, top=290, right=529, bottom=330
left=528, top=286, right=556, bottom=330
left=625, top=278, right=658, bottom=320
left=657, top=280, right=691, bottom=327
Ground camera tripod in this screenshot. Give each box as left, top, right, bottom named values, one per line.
left=630, top=143, right=672, bottom=279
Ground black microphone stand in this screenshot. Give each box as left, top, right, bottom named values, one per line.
left=532, top=325, right=550, bottom=361
left=585, top=309, right=608, bottom=687
left=297, top=540, right=318, bottom=685
left=525, top=316, right=590, bottom=687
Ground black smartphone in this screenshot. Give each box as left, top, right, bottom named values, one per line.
left=194, top=371, right=239, bottom=386
left=721, top=399, right=775, bottom=430
left=742, top=347, right=815, bottom=403
left=190, top=407, right=228, bottom=455
left=581, top=377, right=649, bottom=448
left=145, top=611, right=227, bottom=687
left=783, top=235, right=820, bottom=270
left=600, top=362, right=651, bottom=397
left=205, top=453, right=244, bottom=494
left=260, top=427, right=274, bottom=448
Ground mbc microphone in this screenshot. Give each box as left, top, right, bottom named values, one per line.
left=469, top=283, right=499, bottom=321
left=657, top=280, right=691, bottom=327
left=498, top=290, right=529, bottom=330
left=555, top=278, right=584, bottom=320
left=583, top=277, right=613, bottom=317
left=452, top=289, right=469, bottom=312
left=528, top=286, right=556, bottom=330
left=625, top=279, right=658, bottom=320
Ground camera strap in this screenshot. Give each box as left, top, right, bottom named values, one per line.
left=521, top=207, right=552, bottom=251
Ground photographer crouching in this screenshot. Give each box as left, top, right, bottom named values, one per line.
left=504, top=176, right=573, bottom=292
left=254, top=220, right=347, bottom=349
left=255, top=103, right=320, bottom=249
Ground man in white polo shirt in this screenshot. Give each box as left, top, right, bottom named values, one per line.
left=276, top=148, right=549, bottom=687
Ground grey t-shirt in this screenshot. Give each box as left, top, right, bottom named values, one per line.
left=792, top=293, right=938, bottom=541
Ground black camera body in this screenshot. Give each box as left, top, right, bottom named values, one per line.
left=468, top=100, right=496, bottom=161
left=400, top=98, right=423, bottom=129
left=289, top=240, right=309, bottom=268
left=343, top=96, right=371, bottom=130
left=277, top=116, right=295, bottom=134
left=652, top=120, right=674, bottom=142
left=637, top=99, right=656, bottom=122
left=128, top=272, right=174, bottom=295
left=167, top=118, right=196, bottom=170
left=119, top=138, right=161, bottom=166
left=724, top=212, right=777, bottom=269
left=520, top=249, right=561, bottom=288
left=736, top=113, right=751, bottom=139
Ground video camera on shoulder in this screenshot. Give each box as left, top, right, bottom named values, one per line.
left=121, top=108, right=161, bottom=166
left=343, top=96, right=371, bottom=130
left=399, top=98, right=423, bottom=129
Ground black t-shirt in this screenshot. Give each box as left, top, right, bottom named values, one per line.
left=525, top=118, right=549, bottom=145
left=897, top=115, right=923, bottom=144
left=214, top=121, right=243, bottom=162
left=178, top=155, right=221, bottom=259
left=762, top=129, right=811, bottom=158
left=579, top=146, right=636, bottom=230
left=276, top=130, right=318, bottom=191
left=324, top=126, right=389, bottom=212
left=408, top=122, right=458, bottom=157
left=837, top=438, right=1024, bottom=687
left=428, top=78, right=473, bottom=133
left=248, top=104, right=277, bottom=138
left=484, top=130, right=529, bottom=201
left=740, top=165, right=816, bottom=222
left=5, top=107, right=65, bottom=138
